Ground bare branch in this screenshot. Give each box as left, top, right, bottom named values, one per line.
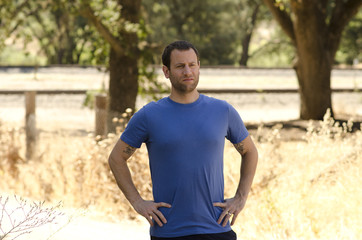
left=9, top=0, right=31, bottom=18
left=0, top=195, right=65, bottom=240
left=8, top=0, right=42, bottom=35
left=80, top=3, right=124, bottom=55
left=262, top=0, right=295, bottom=43
left=329, top=0, right=362, bottom=38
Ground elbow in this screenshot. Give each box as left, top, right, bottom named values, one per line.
left=242, top=144, right=258, bottom=162
left=108, top=152, right=117, bottom=170
left=252, top=145, right=259, bottom=162
left=108, top=151, right=127, bottom=169
left=254, top=146, right=259, bottom=160
left=108, top=154, right=114, bottom=170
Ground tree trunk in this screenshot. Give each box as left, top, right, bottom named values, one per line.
left=239, top=3, right=260, bottom=67
left=78, top=0, right=141, bottom=132
left=108, top=48, right=139, bottom=132
left=239, top=34, right=252, bottom=67
left=107, top=0, right=141, bottom=132
left=294, top=57, right=333, bottom=120
left=292, top=2, right=335, bottom=120
left=263, top=0, right=362, bottom=120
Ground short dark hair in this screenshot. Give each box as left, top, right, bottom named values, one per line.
left=162, top=40, right=199, bottom=70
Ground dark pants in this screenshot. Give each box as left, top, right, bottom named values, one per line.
left=151, top=230, right=237, bottom=240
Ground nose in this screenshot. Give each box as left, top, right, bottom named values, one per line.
left=183, top=65, right=192, bottom=75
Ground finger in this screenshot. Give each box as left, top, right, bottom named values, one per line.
left=230, top=212, right=238, bottom=226
left=156, top=202, right=172, bottom=208
left=144, top=213, right=154, bottom=227
left=217, top=210, right=229, bottom=224
left=150, top=212, right=164, bottom=227
left=154, top=209, right=168, bottom=224
left=213, top=202, right=227, bottom=208
left=222, top=211, right=233, bottom=227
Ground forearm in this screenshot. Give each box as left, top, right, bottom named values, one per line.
left=235, top=149, right=258, bottom=201
left=215, top=139, right=258, bottom=226
left=108, top=155, right=143, bottom=205
left=108, top=140, right=171, bottom=227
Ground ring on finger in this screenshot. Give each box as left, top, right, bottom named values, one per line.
left=227, top=212, right=232, bottom=216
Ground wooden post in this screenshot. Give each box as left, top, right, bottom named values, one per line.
left=95, top=94, right=108, bottom=138
left=25, top=91, right=36, bottom=160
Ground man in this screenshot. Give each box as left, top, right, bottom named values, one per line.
left=108, top=40, right=258, bottom=240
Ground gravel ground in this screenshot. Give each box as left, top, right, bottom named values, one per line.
left=0, top=91, right=361, bottom=132
left=0, top=66, right=361, bottom=90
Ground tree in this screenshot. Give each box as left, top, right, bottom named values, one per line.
left=1, top=0, right=157, bottom=131
left=26, top=0, right=93, bottom=64
left=0, top=0, right=29, bottom=50
left=143, top=0, right=237, bottom=65
left=143, top=0, right=283, bottom=67
left=233, top=0, right=263, bottom=66
left=263, top=0, right=362, bottom=119
left=79, top=0, right=142, bottom=131
left=0, top=0, right=95, bottom=65
left=337, top=10, right=362, bottom=65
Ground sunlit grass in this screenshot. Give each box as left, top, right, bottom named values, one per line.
left=0, top=112, right=361, bottom=239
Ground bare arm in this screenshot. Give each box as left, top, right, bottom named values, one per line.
left=214, top=135, right=258, bottom=226
left=233, top=135, right=258, bottom=203
left=108, top=139, right=140, bottom=204
left=108, top=139, right=171, bottom=227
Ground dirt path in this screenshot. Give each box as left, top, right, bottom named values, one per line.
left=1, top=67, right=360, bottom=127
left=0, top=67, right=361, bottom=141
left=3, top=212, right=150, bottom=240
left=0, top=194, right=150, bottom=240
left=17, top=216, right=150, bottom=240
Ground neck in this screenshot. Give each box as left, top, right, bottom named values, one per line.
left=169, top=89, right=200, bottom=104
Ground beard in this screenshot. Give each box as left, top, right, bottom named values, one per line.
left=169, top=73, right=199, bottom=94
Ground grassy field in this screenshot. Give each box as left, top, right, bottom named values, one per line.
left=0, top=67, right=361, bottom=239
left=0, top=109, right=361, bottom=239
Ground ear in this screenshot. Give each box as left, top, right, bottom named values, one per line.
left=162, top=65, right=170, bottom=79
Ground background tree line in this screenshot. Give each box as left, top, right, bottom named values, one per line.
left=1, top=0, right=360, bottom=67
left=0, top=0, right=361, bottom=124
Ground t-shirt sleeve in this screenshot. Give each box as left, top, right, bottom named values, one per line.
left=120, top=106, right=149, bottom=148
left=226, top=103, right=249, bottom=144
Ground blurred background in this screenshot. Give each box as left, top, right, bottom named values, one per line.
left=0, top=1, right=361, bottom=239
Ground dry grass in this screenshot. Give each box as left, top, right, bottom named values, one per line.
left=225, top=111, right=362, bottom=239
left=0, top=111, right=361, bottom=239
left=0, top=196, right=64, bottom=240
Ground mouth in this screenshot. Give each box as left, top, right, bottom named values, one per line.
left=183, top=78, right=194, bottom=82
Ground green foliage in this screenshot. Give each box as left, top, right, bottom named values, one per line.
left=142, top=0, right=294, bottom=67
left=248, top=23, right=295, bottom=67
left=142, top=0, right=237, bottom=65
left=82, top=82, right=107, bottom=109
left=0, top=45, right=47, bottom=66
left=336, top=11, right=362, bottom=65
left=0, top=0, right=360, bottom=68
left=0, top=0, right=114, bottom=66
left=0, top=1, right=25, bottom=51
left=137, top=18, right=169, bottom=101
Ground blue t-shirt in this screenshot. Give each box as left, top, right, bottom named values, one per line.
left=121, top=94, right=249, bottom=238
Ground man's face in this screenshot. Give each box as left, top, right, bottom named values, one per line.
left=163, top=49, right=200, bottom=93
